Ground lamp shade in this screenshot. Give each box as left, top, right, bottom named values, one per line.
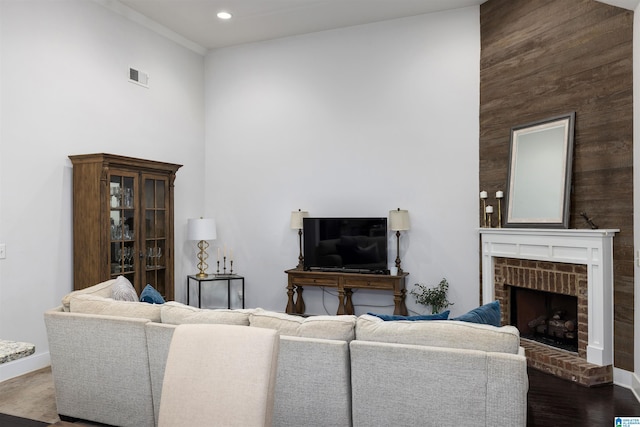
left=290, top=210, right=309, bottom=230
left=389, top=209, right=410, bottom=231
left=187, top=218, right=217, bottom=241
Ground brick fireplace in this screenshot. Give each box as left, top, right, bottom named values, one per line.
left=479, top=228, right=617, bottom=386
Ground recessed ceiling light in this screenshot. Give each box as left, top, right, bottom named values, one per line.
left=217, top=11, right=232, bottom=20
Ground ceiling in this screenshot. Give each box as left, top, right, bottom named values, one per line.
left=106, top=0, right=639, bottom=53
left=113, top=0, right=487, bottom=52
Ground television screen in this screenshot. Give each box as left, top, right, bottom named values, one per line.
left=303, top=217, right=388, bottom=273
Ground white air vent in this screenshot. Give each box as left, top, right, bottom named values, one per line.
left=129, top=67, right=149, bottom=87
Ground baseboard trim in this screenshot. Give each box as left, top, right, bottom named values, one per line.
left=0, top=351, right=50, bottom=382
left=613, top=367, right=640, bottom=405
left=614, top=367, right=633, bottom=387
left=631, top=371, right=640, bottom=404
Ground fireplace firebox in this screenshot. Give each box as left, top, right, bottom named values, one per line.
left=510, top=286, right=578, bottom=353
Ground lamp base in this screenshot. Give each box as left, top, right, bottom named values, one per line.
left=297, top=229, right=304, bottom=270
left=395, top=230, right=403, bottom=275
left=195, top=240, right=210, bottom=278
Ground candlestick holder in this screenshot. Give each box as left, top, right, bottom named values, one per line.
left=223, top=256, right=227, bottom=275
left=482, top=199, right=487, bottom=227
left=480, top=191, right=488, bottom=228
left=216, top=260, right=220, bottom=275
left=230, top=260, right=234, bottom=275
left=487, top=212, right=493, bottom=228
left=495, top=191, right=504, bottom=228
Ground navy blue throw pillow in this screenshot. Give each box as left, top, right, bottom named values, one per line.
left=451, top=300, right=500, bottom=326
left=368, top=310, right=450, bottom=321
left=140, top=284, right=165, bottom=304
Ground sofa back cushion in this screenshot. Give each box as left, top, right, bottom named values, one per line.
left=69, top=294, right=161, bottom=322
left=61, top=279, right=116, bottom=312
left=249, top=309, right=356, bottom=341
left=355, top=314, right=520, bottom=354
left=160, top=302, right=251, bottom=326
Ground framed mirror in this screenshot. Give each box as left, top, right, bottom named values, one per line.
left=505, top=112, right=575, bottom=228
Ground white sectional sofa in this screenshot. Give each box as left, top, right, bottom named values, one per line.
left=44, top=279, right=528, bottom=427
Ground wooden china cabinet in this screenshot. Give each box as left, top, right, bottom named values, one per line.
left=69, top=153, right=182, bottom=300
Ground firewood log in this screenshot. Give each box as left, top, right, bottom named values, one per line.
left=564, top=320, right=576, bottom=331
left=528, top=315, right=547, bottom=329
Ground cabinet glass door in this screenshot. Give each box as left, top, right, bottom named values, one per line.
left=109, top=173, right=138, bottom=286
left=143, top=174, right=169, bottom=297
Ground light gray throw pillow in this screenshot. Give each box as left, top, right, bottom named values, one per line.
left=111, top=275, right=138, bottom=302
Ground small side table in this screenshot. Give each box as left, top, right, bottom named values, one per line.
left=187, top=274, right=245, bottom=309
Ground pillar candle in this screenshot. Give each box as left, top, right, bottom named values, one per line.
left=496, top=191, right=504, bottom=199
left=486, top=205, right=494, bottom=214
left=480, top=191, right=488, bottom=199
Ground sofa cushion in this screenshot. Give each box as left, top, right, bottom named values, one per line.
left=61, top=278, right=117, bottom=312
left=161, top=301, right=251, bottom=326
left=249, top=309, right=356, bottom=341
left=367, top=310, right=450, bottom=321
left=140, top=284, right=165, bottom=305
left=355, top=314, right=520, bottom=354
left=111, top=276, right=138, bottom=302
left=451, top=300, right=501, bottom=327
left=69, top=294, right=161, bottom=322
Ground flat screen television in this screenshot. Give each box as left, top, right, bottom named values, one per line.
left=303, top=217, right=388, bottom=274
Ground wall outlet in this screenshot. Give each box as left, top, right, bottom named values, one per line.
left=0, top=244, right=6, bottom=259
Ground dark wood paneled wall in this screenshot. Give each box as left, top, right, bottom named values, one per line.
left=480, top=0, right=634, bottom=370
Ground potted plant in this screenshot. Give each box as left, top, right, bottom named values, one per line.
left=410, top=278, right=453, bottom=314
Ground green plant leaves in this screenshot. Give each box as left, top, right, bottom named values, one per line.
left=410, top=278, right=453, bottom=314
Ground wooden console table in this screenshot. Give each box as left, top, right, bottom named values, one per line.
left=285, top=269, right=408, bottom=316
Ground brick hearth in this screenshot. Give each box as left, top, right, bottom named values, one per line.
left=494, top=257, right=612, bottom=386
left=521, top=339, right=612, bottom=386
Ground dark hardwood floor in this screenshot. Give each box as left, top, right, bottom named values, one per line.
left=528, top=367, right=640, bottom=427
left=0, top=413, right=47, bottom=427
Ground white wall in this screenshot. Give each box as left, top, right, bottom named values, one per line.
left=633, top=0, right=640, bottom=396
left=204, top=8, right=481, bottom=316
left=0, top=0, right=205, bottom=380
left=0, top=1, right=482, bottom=381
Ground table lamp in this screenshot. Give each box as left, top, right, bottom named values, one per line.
left=290, top=209, right=309, bottom=269
left=389, top=208, right=410, bottom=274
left=187, top=217, right=217, bottom=278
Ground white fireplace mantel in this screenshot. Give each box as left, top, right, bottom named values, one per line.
left=479, top=228, right=618, bottom=366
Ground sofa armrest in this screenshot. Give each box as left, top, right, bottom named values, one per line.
left=60, top=279, right=116, bottom=311
left=486, top=351, right=528, bottom=426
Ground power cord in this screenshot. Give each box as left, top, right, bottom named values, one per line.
left=317, top=286, right=419, bottom=315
